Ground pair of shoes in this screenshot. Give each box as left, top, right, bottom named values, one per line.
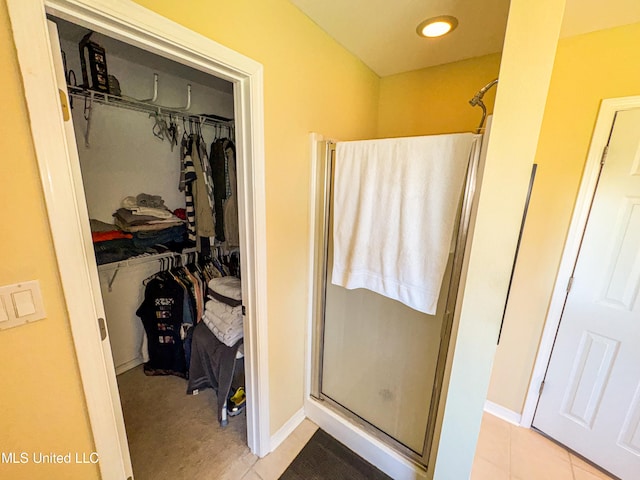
left=228, top=387, right=246, bottom=417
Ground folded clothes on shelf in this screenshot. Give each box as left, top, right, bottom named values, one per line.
left=201, top=276, right=243, bottom=347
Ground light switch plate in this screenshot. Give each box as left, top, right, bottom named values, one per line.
left=0, top=280, right=46, bottom=330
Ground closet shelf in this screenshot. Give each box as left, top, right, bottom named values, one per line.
left=97, top=247, right=198, bottom=272
left=67, top=85, right=234, bottom=127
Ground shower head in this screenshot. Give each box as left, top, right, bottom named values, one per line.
left=469, top=78, right=499, bottom=132
left=469, top=78, right=498, bottom=106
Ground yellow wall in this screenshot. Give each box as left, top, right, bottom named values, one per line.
left=487, top=20, right=640, bottom=413
left=377, top=53, right=501, bottom=138
left=0, top=2, right=99, bottom=480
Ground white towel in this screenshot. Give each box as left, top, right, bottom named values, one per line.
left=202, top=302, right=244, bottom=347
left=202, top=313, right=244, bottom=347
left=204, top=300, right=243, bottom=331
left=332, top=133, right=480, bottom=315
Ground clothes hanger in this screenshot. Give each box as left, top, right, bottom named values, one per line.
left=167, top=114, right=178, bottom=151
left=150, top=111, right=169, bottom=141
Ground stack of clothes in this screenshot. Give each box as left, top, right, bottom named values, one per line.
left=202, top=276, right=243, bottom=347
left=113, top=194, right=186, bottom=248
left=90, top=193, right=189, bottom=265
left=91, top=218, right=149, bottom=265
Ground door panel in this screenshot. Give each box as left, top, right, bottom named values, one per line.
left=533, top=108, right=640, bottom=479
left=560, top=331, right=619, bottom=428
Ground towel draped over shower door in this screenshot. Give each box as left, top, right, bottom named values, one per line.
left=331, top=133, right=480, bottom=315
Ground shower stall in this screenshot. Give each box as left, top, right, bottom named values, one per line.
left=308, top=82, right=495, bottom=470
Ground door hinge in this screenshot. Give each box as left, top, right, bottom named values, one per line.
left=539, top=380, right=546, bottom=395
left=98, top=317, right=107, bottom=341
left=58, top=89, right=70, bottom=121
left=242, top=305, right=246, bottom=316
left=566, top=276, right=574, bottom=293
left=600, top=145, right=609, bottom=166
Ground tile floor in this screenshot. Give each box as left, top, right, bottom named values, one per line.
left=223, top=412, right=617, bottom=480
left=471, top=412, right=616, bottom=480
left=218, top=418, right=319, bottom=480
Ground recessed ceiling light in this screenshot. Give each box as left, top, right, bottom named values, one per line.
left=416, top=15, right=458, bottom=38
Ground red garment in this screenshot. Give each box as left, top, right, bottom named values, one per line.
left=173, top=208, right=187, bottom=220
left=92, top=230, right=133, bottom=242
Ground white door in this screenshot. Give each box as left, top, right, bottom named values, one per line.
left=533, top=108, right=640, bottom=479
left=46, top=20, right=134, bottom=478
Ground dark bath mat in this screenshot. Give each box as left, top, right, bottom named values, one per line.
left=279, top=429, right=393, bottom=480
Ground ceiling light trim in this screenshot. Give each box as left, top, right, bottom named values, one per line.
left=416, top=15, right=459, bottom=38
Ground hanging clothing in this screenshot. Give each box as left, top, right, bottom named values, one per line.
left=223, top=141, right=239, bottom=248
left=210, top=138, right=228, bottom=242
left=181, top=136, right=197, bottom=243
left=331, top=133, right=480, bottom=315
left=197, top=135, right=216, bottom=210
left=136, top=276, right=188, bottom=377
left=191, top=135, right=216, bottom=238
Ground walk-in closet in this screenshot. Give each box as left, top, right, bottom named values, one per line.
left=51, top=16, right=250, bottom=479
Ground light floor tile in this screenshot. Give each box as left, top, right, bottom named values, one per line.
left=291, top=418, right=319, bottom=444
left=573, top=466, right=611, bottom=480
left=510, top=425, right=571, bottom=463
left=473, top=414, right=619, bottom=480
left=241, top=469, right=263, bottom=480
left=219, top=448, right=258, bottom=480
left=470, top=456, right=509, bottom=480
left=511, top=444, right=573, bottom=480
left=251, top=421, right=316, bottom=480
left=475, top=412, right=510, bottom=470
left=570, top=454, right=616, bottom=479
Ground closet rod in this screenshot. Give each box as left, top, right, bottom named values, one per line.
left=67, top=85, right=234, bottom=128
left=99, top=247, right=198, bottom=291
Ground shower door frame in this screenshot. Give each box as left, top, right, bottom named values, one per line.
left=309, top=136, right=483, bottom=468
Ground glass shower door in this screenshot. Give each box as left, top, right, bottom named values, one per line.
left=321, top=245, right=453, bottom=455
left=310, top=139, right=477, bottom=464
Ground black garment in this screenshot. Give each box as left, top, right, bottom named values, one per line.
left=210, top=139, right=227, bottom=241
left=187, top=321, right=242, bottom=424
left=93, top=238, right=151, bottom=265
left=136, top=276, right=187, bottom=377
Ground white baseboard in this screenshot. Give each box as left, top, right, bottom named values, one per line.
left=304, top=397, right=427, bottom=480
left=115, top=357, right=143, bottom=375
left=270, top=407, right=306, bottom=453
left=484, top=400, right=523, bottom=426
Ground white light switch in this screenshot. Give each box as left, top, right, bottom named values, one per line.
left=12, top=290, right=36, bottom=317
left=0, top=280, right=46, bottom=330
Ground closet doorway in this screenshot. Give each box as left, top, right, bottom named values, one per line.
left=7, top=1, right=269, bottom=479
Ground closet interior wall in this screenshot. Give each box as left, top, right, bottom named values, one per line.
left=55, top=18, right=235, bottom=374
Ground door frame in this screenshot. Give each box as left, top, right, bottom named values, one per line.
left=6, top=1, right=270, bottom=479
left=521, top=95, right=640, bottom=427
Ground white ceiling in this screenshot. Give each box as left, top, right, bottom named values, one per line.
left=289, top=0, right=640, bottom=77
